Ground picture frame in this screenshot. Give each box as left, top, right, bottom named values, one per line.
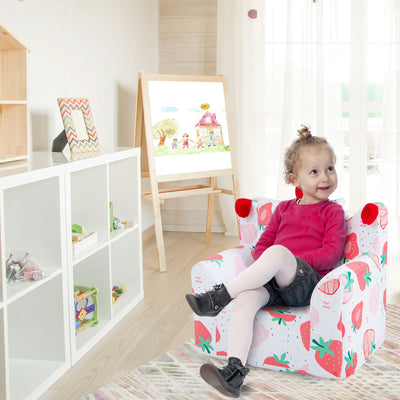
left=57, top=98, right=100, bottom=154
left=137, top=75, right=233, bottom=181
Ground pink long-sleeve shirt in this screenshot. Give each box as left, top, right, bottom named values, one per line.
left=254, top=199, right=347, bottom=277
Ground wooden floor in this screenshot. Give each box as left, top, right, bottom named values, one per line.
left=40, top=230, right=399, bottom=399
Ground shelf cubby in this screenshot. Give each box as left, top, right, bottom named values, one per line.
left=72, top=233, right=112, bottom=360
left=7, top=275, right=68, bottom=400
left=3, top=176, right=64, bottom=301
left=73, top=246, right=112, bottom=322
left=109, top=156, right=139, bottom=227
left=0, top=104, right=28, bottom=163
left=110, top=228, right=142, bottom=318
left=70, top=164, right=109, bottom=243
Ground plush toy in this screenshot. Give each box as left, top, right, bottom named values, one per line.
left=235, top=198, right=252, bottom=218
left=361, top=202, right=379, bottom=225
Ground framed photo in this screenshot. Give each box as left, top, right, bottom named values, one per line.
left=57, top=98, right=100, bottom=154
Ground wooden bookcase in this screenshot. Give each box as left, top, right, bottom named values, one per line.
left=0, top=25, right=28, bottom=163
left=0, top=148, right=143, bottom=399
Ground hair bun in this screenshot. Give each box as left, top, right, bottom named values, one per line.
left=297, top=124, right=312, bottom=139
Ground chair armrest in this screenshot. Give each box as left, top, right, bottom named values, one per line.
left=191, top=245, right=254, bottom=293
left=311, top=252, right=386, bottom=334
left=313, top=251, right=384, bottom=305
left=308, top=252, right=386, bottom=378
left=344, top=202, right=388, bottom=259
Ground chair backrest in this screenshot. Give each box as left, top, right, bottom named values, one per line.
left=237, top=198, right=279, bottom=247
left=237, top=197, right=388, bottom=268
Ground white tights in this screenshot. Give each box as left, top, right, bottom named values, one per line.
left=225, top=245, right=297, bottom=365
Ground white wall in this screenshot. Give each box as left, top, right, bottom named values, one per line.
left=1, top=0, right=158, bottom=230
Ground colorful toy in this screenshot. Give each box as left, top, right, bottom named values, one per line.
left=74, top=286, right=99, bottom=333
left=112, top=285, right=125, bottom=303
left=112, top=216, right=134, bottom=230
left=72, top=223, right=91, bottom=243
left=6, top=251, right=45, bottom=286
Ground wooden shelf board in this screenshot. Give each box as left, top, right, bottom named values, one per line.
left=0, top=154, right=28, bottom=164
left=0, top=100, right=27, bottom=104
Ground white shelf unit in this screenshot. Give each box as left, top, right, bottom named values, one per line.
left=0, top=148, right=143, bottom=399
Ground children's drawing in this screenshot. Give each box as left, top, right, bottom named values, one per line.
left=148, top=80, right=232, bottom=176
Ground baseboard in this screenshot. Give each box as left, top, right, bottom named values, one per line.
left=142, top=224, right=226, bottom=239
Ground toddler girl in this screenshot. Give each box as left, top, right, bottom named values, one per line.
left=185, top=126, right=347, bottom=398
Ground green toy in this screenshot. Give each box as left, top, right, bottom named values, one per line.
left=74, top=285, right=99, bottom=333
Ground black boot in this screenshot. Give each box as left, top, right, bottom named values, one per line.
left=185, top=283, right=232, bottom=317
left=200, top=357, right=249, bottom=398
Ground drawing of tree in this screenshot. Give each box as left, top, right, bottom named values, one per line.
left=152, top=119, right=179, bottom=147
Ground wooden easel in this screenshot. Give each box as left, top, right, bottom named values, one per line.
left=134, top=73, right=239, bottom=272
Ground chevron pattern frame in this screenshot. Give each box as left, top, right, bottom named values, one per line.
left=57, top=98, right=100, bottom=154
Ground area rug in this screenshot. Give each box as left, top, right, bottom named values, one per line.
left=83, top=304, right=400, bottom=400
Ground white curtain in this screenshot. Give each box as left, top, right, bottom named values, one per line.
left=374, top=0, right=400, bottom=241
left=217, top=0, right=344, bottom=202
left=218, top=0, right=400, bottom=243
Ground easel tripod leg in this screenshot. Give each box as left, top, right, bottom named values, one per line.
left=205, top=177, right=216, bottom=243
left=153, top=200, right=167, bottom=272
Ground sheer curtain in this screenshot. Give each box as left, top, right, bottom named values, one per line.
left=217, top=0, right=344, bottom=202
left=217, top=0, right=400, bottom=247
left=374, top=1, right=400, bottom=239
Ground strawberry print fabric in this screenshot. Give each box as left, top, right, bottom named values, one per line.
left=191, top=198, right=388, bottom=379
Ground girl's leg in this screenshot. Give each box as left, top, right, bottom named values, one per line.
left=226, top=244, right=297, bottom=299
left=199, top=287, right=270, bottom=398
left=227, top=287, right=270, bottom=364
left=185, top=245, right=297, bottom=318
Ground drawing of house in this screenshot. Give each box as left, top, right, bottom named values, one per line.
left=195, top=111, right=224, bottom=145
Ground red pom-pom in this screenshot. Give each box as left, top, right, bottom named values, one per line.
left=361, top=203, right=379, bottom=225
left=235, top=198, right=252, bottom=218
left=295, top=187, right=303, bottom=199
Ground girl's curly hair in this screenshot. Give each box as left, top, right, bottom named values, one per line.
left=283, top=125, right=336, bottom=184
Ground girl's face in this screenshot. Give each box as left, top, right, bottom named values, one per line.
left=290, top=145, right=338, bottom=205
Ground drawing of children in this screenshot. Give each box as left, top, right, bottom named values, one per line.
left=181, top=133, right=191, bottom=149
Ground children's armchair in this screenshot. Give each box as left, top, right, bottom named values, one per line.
left=190, top=198, right=388, bottom=379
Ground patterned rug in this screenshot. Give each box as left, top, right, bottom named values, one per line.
left=83, top=304, right=400, bottom=400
